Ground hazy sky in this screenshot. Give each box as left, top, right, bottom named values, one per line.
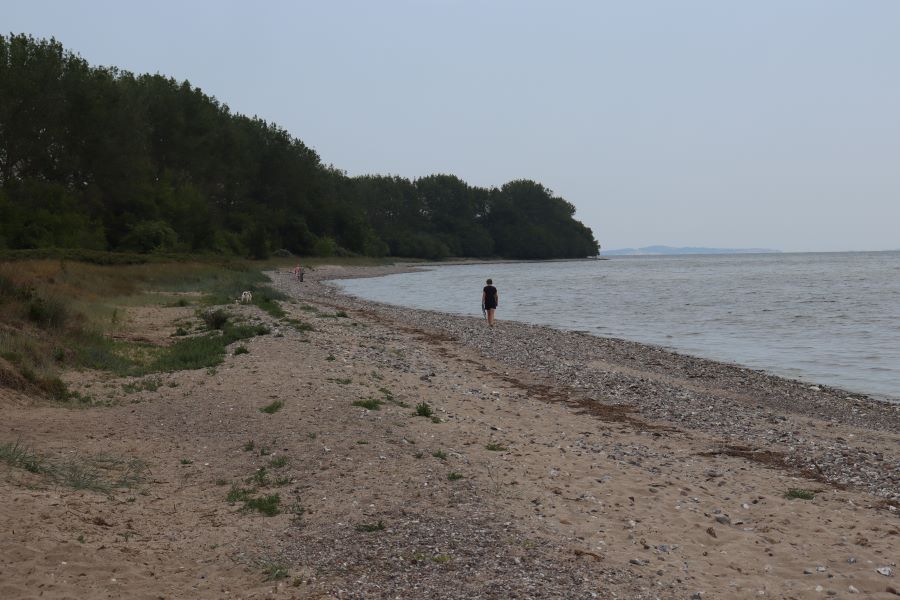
left=6, top=1, right=900, bottom=251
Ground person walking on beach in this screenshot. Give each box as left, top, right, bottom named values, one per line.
left=482, top=278, right=499, bottom=327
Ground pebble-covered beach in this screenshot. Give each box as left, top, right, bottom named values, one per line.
left=296, top=264, right=900, bottom=502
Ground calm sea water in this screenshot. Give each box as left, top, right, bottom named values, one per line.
left=335, top=252, right=900, bottom=402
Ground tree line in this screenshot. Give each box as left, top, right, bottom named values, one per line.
left=0, top=34, right=599, bottom=260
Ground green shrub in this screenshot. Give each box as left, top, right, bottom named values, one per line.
left=245, top=494, right=281, bottom=516
left=201, top=309, right=229, bottom=330
left=27, top=296, right=69, bottom=329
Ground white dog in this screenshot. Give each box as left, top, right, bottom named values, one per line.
left=239, top=291, right=253, bottom=304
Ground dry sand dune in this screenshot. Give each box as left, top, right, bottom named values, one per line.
left=1, top=265, right=897, bottom=599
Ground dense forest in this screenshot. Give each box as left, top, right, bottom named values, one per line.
left=0, top=34, right=599, bottom=260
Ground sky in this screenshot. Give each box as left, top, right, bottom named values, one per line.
left=5, top=0, right=900, bottom=252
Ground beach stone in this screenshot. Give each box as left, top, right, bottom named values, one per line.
left=877, top=566, right=894, bottom=577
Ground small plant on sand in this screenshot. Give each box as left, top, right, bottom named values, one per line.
left=0, top=440, right=47, bottom=473
left=326, top=354, right=335, bottom=361
left=180, top=458, right=193, bottom=465
left=233, top=346, right=249, bottom=356
left=356, top=440, right=368, bottom=445
left=447, top=472, right=464, bottom=481
left=260, top=400, right=284, bottom=414
left=431, top=554, right=452, bottom=564
left=352, top=398, right=382, bottom=411
left=485, top=443, right=508, bottom=452
left=54, top=460, right=109, bottom=492
left=245, top=494, right=281, bottom=516
left=248, top=467, right=270, bottom=486
left=784, top=488, right=816, bottom=500
left=355, top=520, right=385, bottom=532
left=414, top=402, right=433, bottom=418
left=284, top=317, right=314, bottom=332
left=269, top=455, right=288, bottom=468
left=413, top=451, right=424, bottom=459
left=243, top=440, right=255, bottom=452
left=227, top=485, right=255, bottom=503
left=274, top=475, right=292, bottom=486
left=432, top=450, right=447, bottom=460
left=122, top=378, right=162, bottom=394
left=261, top=560, right=289, bottom=581
left=379, top=387, right=409, bottom=407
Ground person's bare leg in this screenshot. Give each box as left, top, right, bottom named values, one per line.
left=487, top=309, right=495, bottom=326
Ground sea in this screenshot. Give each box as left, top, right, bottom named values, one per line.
left=335, top=252, right=900, bottom=403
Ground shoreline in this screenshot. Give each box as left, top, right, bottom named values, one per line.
left=282, top=264, right=900, bottom=500
left=324, top=261, right=900, bottom=406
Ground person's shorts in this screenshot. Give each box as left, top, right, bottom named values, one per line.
left=484, top=302, right=497, bottom=310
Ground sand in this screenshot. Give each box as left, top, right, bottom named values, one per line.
left=0, top=264, right=897, bottom=599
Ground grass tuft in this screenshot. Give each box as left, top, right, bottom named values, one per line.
left=447, top=472, right=464, bottom=481
left=244, top=494, right=281, bottom=516
left=226, top=485, right=255, bottom=503
left=414, top=402, right=433, bottom=418
left=355, top=520, right=385, bottom=532
left=352, top=398, right=382, bottom=411
left=260, top=400, right=284, bottom=414
left=0, top=440, right=47, bottom=473
left=201, top=309, right=230, bottom=330
left=485, top=443, right=508, bottom=452
left=268, top=455, right=288, bottom=468
left=784, top=488, right=816, bottom=500
left=261, top=560, right=289, bottom=581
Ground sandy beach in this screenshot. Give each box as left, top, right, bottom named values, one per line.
left=1, top=264, right=898, bottom=599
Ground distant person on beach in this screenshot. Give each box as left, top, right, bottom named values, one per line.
left=482, top=278, right=499, bottom=327
left=292, top=263, right=304, bottom=282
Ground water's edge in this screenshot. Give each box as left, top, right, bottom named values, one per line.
left=322, top=265, right=898, bottom=406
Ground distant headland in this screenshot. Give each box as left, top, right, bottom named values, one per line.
left=602, top=245, right=781, bottom=256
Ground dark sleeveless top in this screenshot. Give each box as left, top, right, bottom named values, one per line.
left=483, top=285, right=498, bottom=309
